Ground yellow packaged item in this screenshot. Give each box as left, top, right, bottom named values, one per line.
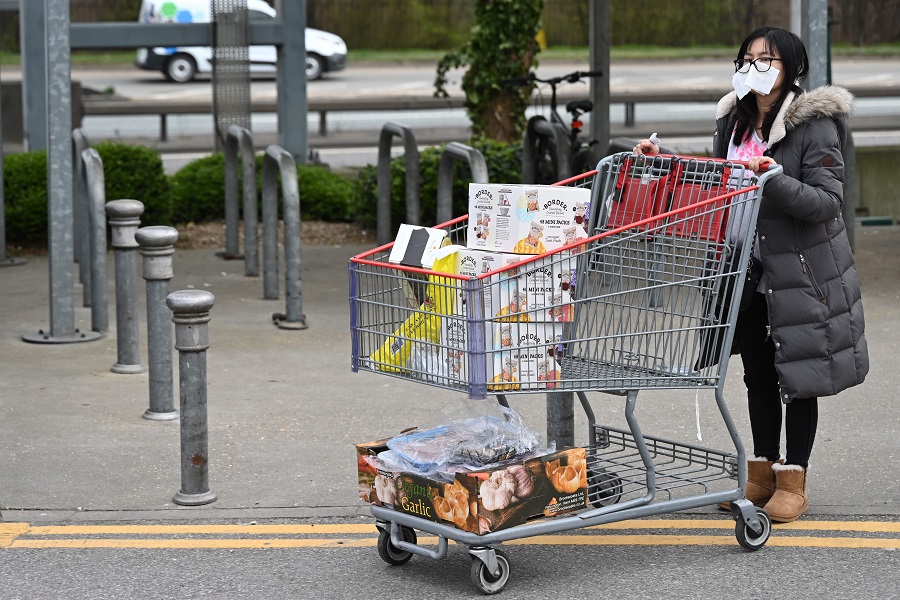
left=371, top=247, right=460, bottom=372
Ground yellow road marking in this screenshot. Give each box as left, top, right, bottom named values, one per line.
left=10, top=538, right=384, bottom=550
left=3, top=519, right=899, bottom=551
left=25, top=524, right=375, bottom=536
left=13, top=519, right=900, bottom=537
left=6, top=534, right=900, bottom=550
left=509, top=535, right=900, bottom=549
left=0, top=523, right=30, bottom=548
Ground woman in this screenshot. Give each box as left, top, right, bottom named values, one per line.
left=635, top=27, right=868, bottom=522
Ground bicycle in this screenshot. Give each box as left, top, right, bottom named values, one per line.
left=507, top=69, right=603, bottom=185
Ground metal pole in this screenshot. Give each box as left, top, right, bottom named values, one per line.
left=239, top=130, right=259, bottom=277
left=223, top=124, right=258, bottom=274
left=261, top=146, right=280, bottom=300
left=274, top=0, right=308, bottom=161
left=223, top=125, right=243, bottom=260
left=802, top=0, right=829, bottom=90
left=20, top=0, right=47, bottom=150
left=22, top=0, right=100, bottom=344
left=44, top=0, right=73, bottom=336
left=265, top=146, right=307, bottom=330
left=136, top=226, right=179, bottom=421
left=82, top=148, right=108, bottom=333
left=546, top=391, right=575, bottom=449
left=72, top=128, right=91, bottom=305
left=106, top=199, right=146, bottom=374
left=589, top=0, right=611, bottom=155
left=167, top=289, right=217, bottom=506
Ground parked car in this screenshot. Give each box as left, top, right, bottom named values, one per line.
left=134, top=0, right=347, bottom=82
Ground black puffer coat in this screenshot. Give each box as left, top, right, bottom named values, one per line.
left=713, top=86, right=869, bottom=400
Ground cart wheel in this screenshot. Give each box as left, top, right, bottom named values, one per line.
left=470, top=549, right=511, bottom=595
left=735, top=508, right=771, bottom=551
left=588, top=467, right=623, bottom=508
left=377, top=526, right=417, bottom=565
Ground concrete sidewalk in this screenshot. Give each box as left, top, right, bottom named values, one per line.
left=1, top=228, right=898, bottom=524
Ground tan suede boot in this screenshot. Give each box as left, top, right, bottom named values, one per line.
left=718, top=456, right=781, bottom=510
left=765, top=464, right=809, bottom=523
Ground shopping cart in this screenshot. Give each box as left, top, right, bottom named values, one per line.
left=349, top=153, right=781, bottom=594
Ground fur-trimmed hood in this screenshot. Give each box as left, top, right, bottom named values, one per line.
left=715, top=85, right=854, bottom=145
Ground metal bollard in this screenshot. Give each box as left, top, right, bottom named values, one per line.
left=106, top=199, right=147, bottom=374
left=136, top=226, right=179, bottom=421
left=167, top=289, right=218, bottom=506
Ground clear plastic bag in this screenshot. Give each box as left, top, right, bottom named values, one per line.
left=384, top=406, right=543, bottom=476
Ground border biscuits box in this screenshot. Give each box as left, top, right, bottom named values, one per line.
left=488, top=323, right=564, bottom=391
left=453, top=248, right=522, bottom=321
left=516, top=252, right=576, bottom=322
left=467, top=184, right=590, bottom=255
left=437, top=249, right=523, bottom=385
left=357, top=440, right=589, bottom=534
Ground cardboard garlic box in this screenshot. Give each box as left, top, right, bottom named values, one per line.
left=467, top=184, right=591, bottom=255
left=357, top=440, right=589, bottom=535
left=488, top=323, right=565, bottom=391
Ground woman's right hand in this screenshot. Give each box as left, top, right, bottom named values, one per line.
left=633, top=139, right=659, bottom=155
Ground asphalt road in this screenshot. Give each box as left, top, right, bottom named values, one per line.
left=3, top=517, right=900, bottom=599
left=54, top=57, right=900, bottom=171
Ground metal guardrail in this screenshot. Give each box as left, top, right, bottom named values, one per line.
left=224, top=124, right=259, bottom=275
left=376, top=122, right=419, bottom=245
left=437, top=141, right=488, bottom=224
left=261, top=144, right=307, bottom=330
left=81, top=147, right=109, bottom=334
left=80, top=84, right=900, bottom=141
left=72, top=128, right=91, bottom=304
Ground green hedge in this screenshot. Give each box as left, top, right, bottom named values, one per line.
left=169, top=153, right=355, bottom=224
left=4, top=139, right=520, bottom=247
left=3, top=150, right=48, bottom=245
left=94, top=141, right=172, bottom=227
left=2, top=142, right=171, bottom=246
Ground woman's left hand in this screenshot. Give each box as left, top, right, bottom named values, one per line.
left=748, top=156, right=777, bottom=173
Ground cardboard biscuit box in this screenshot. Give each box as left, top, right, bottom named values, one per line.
left=357, top=440, right=589, bottom=535
left=453, top=248, right=522, bottom=321
left=489, top=322, right=564, bottom=391
left=515, top=251, right=577, bottom=322
left=467, top=184, right=590, bottom=255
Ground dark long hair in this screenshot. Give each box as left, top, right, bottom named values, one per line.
left=732, top=27, right=808, bottom=146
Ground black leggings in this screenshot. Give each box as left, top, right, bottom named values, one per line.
left=735, top=292, right=818, bottom=468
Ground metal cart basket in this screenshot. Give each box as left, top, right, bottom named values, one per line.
left=349, top=153, right=782, bottom=594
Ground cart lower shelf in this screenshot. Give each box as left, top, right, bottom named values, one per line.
left=370, top=423, right=770, bottom=595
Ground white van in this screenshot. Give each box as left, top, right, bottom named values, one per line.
left=134, top=0, right=347, bottom=82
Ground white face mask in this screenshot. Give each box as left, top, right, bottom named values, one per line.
left=732, top=65, right=781, bottom=99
